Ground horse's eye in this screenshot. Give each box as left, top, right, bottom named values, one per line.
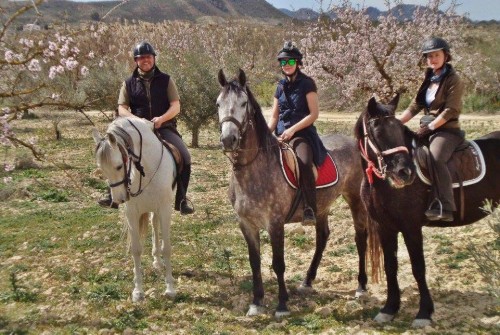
left=241, top=101, right=247, bottom=108
left=216, top=102, right=220, bottom=108
left=116, top=164, right=123, bottom=171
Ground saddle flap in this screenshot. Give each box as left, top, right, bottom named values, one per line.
left=414, top=141, right=486, bottom=188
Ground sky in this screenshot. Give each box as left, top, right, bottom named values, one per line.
left=70, top=0, right=499, bottom=21
left=265, top=0, right=500, bottom=21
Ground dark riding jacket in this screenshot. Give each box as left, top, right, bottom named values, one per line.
left=406, top=64, right=463, bottom=130
left=274, top=71, right=327, bottom=166
left=125, top=65, right=177, bottom=128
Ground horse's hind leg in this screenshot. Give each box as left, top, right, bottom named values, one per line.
left=151, top=214, right=162, bottom=270
left=240, top=222, right=265, bottom=316
left=156, top=209, right=176, bottom=298
left=300, top=213, right=329, bottom=290
left=401, top=229, right=434, bottom=328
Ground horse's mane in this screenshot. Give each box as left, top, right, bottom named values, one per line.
left=353, top=103, right=415, bottom=152
left=224, top=79, right=277, bottom=155
left=95, top=118, right=135, bottom=166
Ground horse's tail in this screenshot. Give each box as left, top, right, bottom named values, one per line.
left=367, top=216, right=383, bottom=283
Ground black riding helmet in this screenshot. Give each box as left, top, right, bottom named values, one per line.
left=277, top=41, right=303, bottom=65
left=421, top=37, right=450, bottom=54
left=133, top=42, right=156, bottom=58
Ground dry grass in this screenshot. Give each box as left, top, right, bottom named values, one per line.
left=0, top=110, right=499, bottom=334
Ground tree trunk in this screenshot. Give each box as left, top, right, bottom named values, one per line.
left=191, top=126, right=199, bottom=148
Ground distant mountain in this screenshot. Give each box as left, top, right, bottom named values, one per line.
left=2, top=0, right=288, bottom=25
left=278, top=8, right=319, bottom=21
left=279, top=4, right=445, bottom=22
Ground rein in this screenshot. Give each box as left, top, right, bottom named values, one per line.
left=359, top=115, right=409, bottom=184
left=108, top=119, right=164, bottom=198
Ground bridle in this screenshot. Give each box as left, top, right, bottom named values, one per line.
left=359, top=115, right=409, bottom=184
left=219, top=89, right=260, bottom=169
left=107, top=119, right=164, bottom=198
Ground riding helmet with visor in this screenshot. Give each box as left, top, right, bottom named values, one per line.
left=133, top=42, right=156, bottom=59
left=277, top=41, right=303, bottom=65
left=421, top=37, right=450, bottom=54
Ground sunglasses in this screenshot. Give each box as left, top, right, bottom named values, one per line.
left=280, top=59, right=297, bottom=66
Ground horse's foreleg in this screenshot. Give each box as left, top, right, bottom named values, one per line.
left=240, top=222, right=264, bottom=316
left=402, top=228, right=434, bottom=328
left=301, top=214, right=329, bottom=290
left=375, top=229, right=400, bottom=323
left=151, top=214, right=162, bottom=270
left=128, top=214, right=145, bottom=302
left=157, top=208, right=176, bottom=298
left=269, top=222, right=289, bottom=317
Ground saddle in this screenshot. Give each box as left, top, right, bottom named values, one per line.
left=414, top=140, right=486, bottom=188
left=154, top=132, right=184, bottom=176
left=279, top=143, right=338, bottom=189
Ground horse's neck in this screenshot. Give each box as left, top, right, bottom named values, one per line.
left=129, top=130, right=162, bottom=176
left=234, top=124, right=280, bottom=176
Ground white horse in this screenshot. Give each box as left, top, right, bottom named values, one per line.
left=92, top=116, right=177, bottom=302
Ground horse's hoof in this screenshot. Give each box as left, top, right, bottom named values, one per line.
left=132, top=290, right=145, bottom=302
left=355, top=288, right=367, bottom=299
left=163, top=289, right=176, bottom=299
left=246, top=304, right=265, bottom=316
left=374, top=312, right=395, bottom=323
left=274, top=310, right=291, bottom=318
left=297, top=283, right=314, bottom=294
left=152, top=260, right=162, bottom=270
left=412, top=318, right=432, bottom=328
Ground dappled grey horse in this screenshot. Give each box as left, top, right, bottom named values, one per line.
left=217, top=69, right=373, bottom=317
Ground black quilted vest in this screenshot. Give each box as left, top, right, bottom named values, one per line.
left=125, top=66, right=176, bottom=126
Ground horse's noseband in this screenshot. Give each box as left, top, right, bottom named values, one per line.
left=359, top=115, right=409, bottom=184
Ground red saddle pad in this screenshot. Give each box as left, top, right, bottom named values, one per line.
left=281, top=152, right=338, bottom=189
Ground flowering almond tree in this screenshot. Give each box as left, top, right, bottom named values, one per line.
left=302, top=0, right=478, bottom=108
left=0, top=0, right=118, bottom=177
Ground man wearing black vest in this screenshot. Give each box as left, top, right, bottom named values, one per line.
left=99, top=41, right=194, bottom=215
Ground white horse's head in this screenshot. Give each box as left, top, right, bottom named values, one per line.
left=92, top=127, right=129, bottom=205
left=216, top=69, right=250, bottom=152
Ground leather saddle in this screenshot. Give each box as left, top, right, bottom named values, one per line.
left=414, top=140, right=486, bottom=188
left=154, top=132, right=183, bottom=176
left=280, top=143, right=338, bottom=189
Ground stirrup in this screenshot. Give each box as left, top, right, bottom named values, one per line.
left=302, top=206, right=316, bottom=226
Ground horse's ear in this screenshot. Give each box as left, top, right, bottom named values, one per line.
left=367, top=96, right=378, bottom=116
left=388, top=93, right=400, bottom=109
left=237, top=68, right=246, bottom=87
left=108, top=133, right=117, bottom=146
left=92, top=128, right=103, bottom=145
left=218, top=69, right=227, bottom=87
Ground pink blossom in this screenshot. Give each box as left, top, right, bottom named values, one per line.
left=80, top=66, right=89, bottom=77
left=28, top=59, right=41, bottom=72
left=4, top=50, right=15, bottom=62
left=4, top=163, right=15, bottom=172
left=3, top=177, right=13, bottom=184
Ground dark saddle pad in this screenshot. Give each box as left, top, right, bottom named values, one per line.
left=280, top=145, right=338, bottom=189
left=414, top=140, right=486, bottom=188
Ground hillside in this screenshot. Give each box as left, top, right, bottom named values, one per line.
left=1, top=0, right=288, bottom=25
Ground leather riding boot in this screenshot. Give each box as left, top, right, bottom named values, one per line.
left=97, top=188, right=118, bottom=209
left=174, top=164, right=194, bottom=215
left=300, top=168, right=317, bottom=226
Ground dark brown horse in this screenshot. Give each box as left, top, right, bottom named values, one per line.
left=217, top=69, right=373, bottom=317
left=354, top=95, right=500, bottom=327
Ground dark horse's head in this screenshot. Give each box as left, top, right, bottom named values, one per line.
left=216, top=68, right=271, bottom=152
left=354, top=95, right=416, bottom=188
